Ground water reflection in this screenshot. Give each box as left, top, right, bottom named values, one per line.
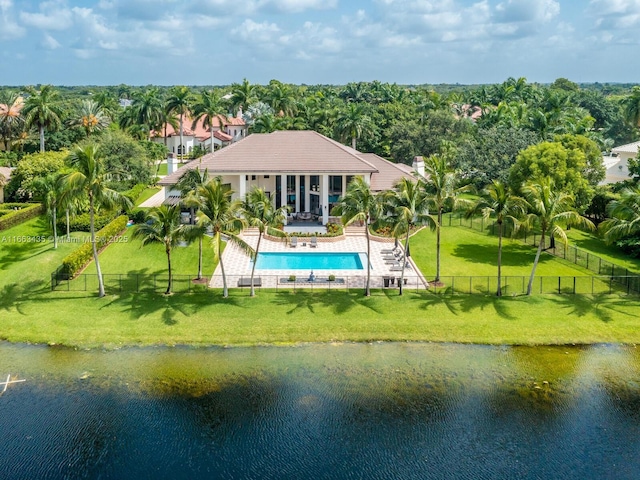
left=1, top=343, right=639, bottom=479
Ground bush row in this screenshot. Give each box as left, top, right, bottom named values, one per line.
left=123, top=183, right=148, bottom=205
left=56, top=211, right=119, bottom=232
left=0, top=203, right=43, bottom=231
left=60, top=215, right=128, bottom=277
left=0, top=202, right=33, bottom=210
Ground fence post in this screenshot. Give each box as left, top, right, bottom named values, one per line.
left=558, top=277, right=561, bottom=294
left=599, top=258, right=602, bottom=274
left=120, top=274, right=122, bottom=293
left=573, top=277, right=576, bottom=295
left=540, top=276, right=543, bottom=294
left=586, top=254, right=589, bottom=271
left=610, top=276, right=613, bottom=294
left=469, top=276, right=472, bottom=295
left=452, top=276, right=455, bottom=294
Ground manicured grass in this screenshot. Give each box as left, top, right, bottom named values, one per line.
left=155, top=162, right=168, bottom=176
left=2, top=215, right=640, bottom=348
left=566, top=228, right=640, bottom=273
left=134, top=186, right=162, bottom=206
left=410, top=225, right=600, bottom=278
left=1, top=290, right=640, bottom=348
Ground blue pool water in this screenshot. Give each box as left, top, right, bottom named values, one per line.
left=255, top=252, right=364, bottom=270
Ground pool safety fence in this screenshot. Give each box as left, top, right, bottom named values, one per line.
left=445, top=213, right=640, bottom=295
left=50, top=271, right=640, bottom=296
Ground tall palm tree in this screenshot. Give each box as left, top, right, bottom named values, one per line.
left=177, top=166, right=210, bottom=280
left=31, top=173, right=66, bottom=249
left=191, top=89, right=227, bottom=154
left=0, top=90, right=24, bottom=153
left=599, top=186, right=640, bottom=244
left=382, top=177, right=435, bottom=295
left=422, top=154, right=471, bottom=283
left=69, top=99, right=110, bottom=137
left=121, top=88, right=163, bottom=140
left=196, top=178, right=252, bottom=298
left=230, top=78, right=254, bottom=115
left=265, top=80, right=297, bottom=117
left=22, top=85, right=63, bottom=152
left=332, top=176, right=380, bottom=296
left=132, top=205, right=184, bottom=295
left=64, top=144, right=131, bottom=297
left=335, top=103, right=373, bottom=150
left=166, top=86, right=194, bottom=159
left=521, top=178, right=594, bottom=295
left=241, top=187, right=288, bottom=296
left=466, top=181, right=525, bottom=296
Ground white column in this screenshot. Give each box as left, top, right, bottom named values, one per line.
left=363, top=173, right=371, bottom=186
left=294, top=175, right=300, bottom=213
left=238, top=174, right=247, bottom=200
left=280, top=174, right=287, bottom=210
left=305, top=175, right=310, bottom=212
left=342, top=175, right=347, bottom=198
left=321, top=174, right=329, bottom=225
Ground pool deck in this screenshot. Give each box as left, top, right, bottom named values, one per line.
left=210, top=230, right=428, bottom=289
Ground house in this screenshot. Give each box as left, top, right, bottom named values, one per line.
left=0, top=167, right=12, bottom=203
left=601, top=141, right=639, bottom=184
left=151, top=113, right=248, bottom=156
left=159, top=130, right=419, bottom=225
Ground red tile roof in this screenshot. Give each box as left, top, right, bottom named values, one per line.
left=152, top=115, right=245, bottom=139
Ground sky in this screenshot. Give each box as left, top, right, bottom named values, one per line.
left=1, top=0, right=639, bottom=86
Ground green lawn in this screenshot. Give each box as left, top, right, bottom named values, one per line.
left=566, top=228, right=640, bottom=274
left=2, top=215, right=640, bottom=348
left=134, top=186, right=162, bottom=206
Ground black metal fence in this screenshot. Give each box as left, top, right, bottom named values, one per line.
left=445, top=213, right=640, bottom=294
left=50, top=270, right=640, bottom=296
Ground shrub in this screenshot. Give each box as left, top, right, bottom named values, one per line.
left=60, top=215, right=128, bottom=277
left=328, top=274, right=336, bottom=281
left=0, top=203, right=43, bottom=231
left=0, top=202, right=32, bottom=210
left=129, top=208, right=147, bottom=224
left=56, top=211, right=118, bottom=232
left=288, top=275, right=296, bottom=282
left=123, top=183, right=148, bottom=205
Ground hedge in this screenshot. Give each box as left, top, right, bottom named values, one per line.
left=0, top=203, right=43, bottom=231
left=0, top=202, right=33, bottom=210
left=123, top=183, right=148, bottom=205
left=60, top=215, right=128, bottom=277
left=56, top=211, right=119, bottom=233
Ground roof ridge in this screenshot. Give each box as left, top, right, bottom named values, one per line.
left=310, top=131, right=380, bottom=173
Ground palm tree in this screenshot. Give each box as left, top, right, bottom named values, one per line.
left=335, top=103, right=373, bottom=150
left=422, top=154, right=471, bottom=283
left=466, top=181, right=525, bottom=296
left=0, top=90, right=24, bottom=153
left=64, top=144, right=131, bottom=297
left=132, top=205, right=184, bottom=295
left=331, top=176, right=380, bottom=296
left=31, top=173, right=66, bottom=249
left=241, top=187, right=288, bottom=296
left=265, top=80, right=297, bottom=117
left=177, top=166, right=210, bottom=280
left=230, top=78, right=254, bottom=115
left=69, top=99, right=110, bottom=137
left=623, top=86, right=640, bottom=129
left=196, top=178, right=252, bottom=298
left=22, top=85, right=63, bottom=152
left=382, top=177, right=435, bottom=295
left=121, top=88, right=163, bottom=140
left=521, top=178, right=594, bottom=295
left=599, top=186, right=640, bottom=244
left=166, top=86, right=194, bottom=159
left=191, top=89, right=227, bottom=154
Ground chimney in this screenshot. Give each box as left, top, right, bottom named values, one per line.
left=237, top=107, right=243, bottom=119
left=167, top=153, right=179, bottom=175
left=412, top=156, right=425, bottom=178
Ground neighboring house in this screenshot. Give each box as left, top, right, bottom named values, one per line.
left=0, top=167, right=12, bottom=203
left=601, top=141, right=640, bottom=184
left=159, top=130, right=419, bottom=225
left=151, top=114, right=248, bottom=156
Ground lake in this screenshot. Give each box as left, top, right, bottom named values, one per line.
left=1, top=342, right=639, bottom=479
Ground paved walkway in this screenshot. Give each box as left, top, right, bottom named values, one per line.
left=139, top=187, right=166, bottom=208
left=210, top=232, right=428, bottom=290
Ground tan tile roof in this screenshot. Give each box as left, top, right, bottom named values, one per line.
left=612, top=141, right=640, bottom=154
left=159, top=131, right=379, bottom=185
left=359, top=154, right=416, bottom=191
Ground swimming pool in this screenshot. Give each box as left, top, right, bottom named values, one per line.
left=255, top=252, right=365, bottom=270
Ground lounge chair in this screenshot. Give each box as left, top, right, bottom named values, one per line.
left=290, top=236, right=298, bottom=248
left=310, top=236, right=318, bottom=248
left=237, top=277, right=262, bottom=287
left=380, top=248, right=399, bottom=254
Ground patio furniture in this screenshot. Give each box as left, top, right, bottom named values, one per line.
left=310, top=236, right=318, bottom=248
left=290, top=236, right=298, bottom=248
left=237, top=277, right=262, bottom=287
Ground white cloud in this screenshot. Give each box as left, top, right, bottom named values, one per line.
left=257, top=0, right=338, bottom=13
left=19, top=0, right=74, bottom=30
left=42, top=33, right=61, bottom=49
left=495, top=0, right=560, bottom=23
left=232, top=19, right=281, bottom=43
left=0, top=0, right=26, bottom=39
